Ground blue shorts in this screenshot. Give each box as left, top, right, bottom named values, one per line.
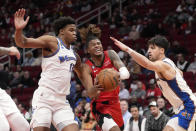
left=171, top=109, right=194, bottom=130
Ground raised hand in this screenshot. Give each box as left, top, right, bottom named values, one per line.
left=9, top=46, right=20, bottom=60
left=14, top=8, right=30, bottom=30
left=110, top=37, right=130, bottom=52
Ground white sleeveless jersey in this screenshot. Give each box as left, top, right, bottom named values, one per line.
left=38, top=38, right=77, bottom=95
left=155, top=58, right=196, bottom=114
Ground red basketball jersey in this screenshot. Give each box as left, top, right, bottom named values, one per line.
left=85, top=51, right=120, bottom=102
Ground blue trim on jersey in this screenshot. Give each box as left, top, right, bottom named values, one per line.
left=167, top=78, right=195, bottom=111
left=58, top=37, right=70, bottom=50
left=43, top=40, right=60, bottom=58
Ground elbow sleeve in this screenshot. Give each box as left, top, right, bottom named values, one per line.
left=119, top=67, right=130, bottom=80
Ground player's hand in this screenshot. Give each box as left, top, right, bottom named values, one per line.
left=88, top=78, right=104, bottom=99
left=9, top=46, right=20, bottom=59
left=110, top=37, right=130, bottom=52
left=14, top=8, right=30, bottom=30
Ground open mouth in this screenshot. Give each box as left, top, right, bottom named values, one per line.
left=95, top=49, right=102, bottom=54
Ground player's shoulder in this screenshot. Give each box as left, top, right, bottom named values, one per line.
left=38, top=35, right=57, bottom=42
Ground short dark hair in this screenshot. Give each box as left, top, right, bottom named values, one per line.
left=148, top=35, right=170, bottom=53
left=130, top=105, right=139, bottom=110
left=53, top=16, right=76, bottom=36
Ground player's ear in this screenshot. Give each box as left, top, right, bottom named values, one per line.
left=59, top=28, right=64, bottom=35
left=160, top=48, right=164, bottom=54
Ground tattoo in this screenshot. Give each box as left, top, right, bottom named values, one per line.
left=108, top=50, right=125, bottom=69
left=0, top=47, right=10, bottom=56
left=74, top=53, right=82, bottom=71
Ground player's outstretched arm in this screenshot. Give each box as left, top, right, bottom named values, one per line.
left=0, top=46, right=20, bottom=59
left=108, top=50, right=130, bottom=80
left=110, top=37, right=161, bottom=72
left=14, top=8, right=51, bottom=48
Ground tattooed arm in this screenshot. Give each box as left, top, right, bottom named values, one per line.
left=108, top=50, right=130, bottom=80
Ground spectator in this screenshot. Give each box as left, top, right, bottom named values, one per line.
left=9, top=72, right=21, bottom=88
left=176, top=53, right=190, bottom=72
left=124, top=105, right=146, bottom=131
left=157, top=97, right=173, bottom=117
left=145, top=101, right=169, bottom=131
left=130, top=81, right=146, bottom=99
left=146, top=79, right=162, bottom=98
left=81, top=111, right=97, bottom=130
left=31, top=49, right=42, bottom=66
left=120, top=99, right=132, bottom=127
left=128, top=25, right=140, bottom=41
left=22, top=52, right=35, bottom=66
left=119, top=81, right=130, bottom=100
left=187, top=53, right=196, bottom=74
left=20, top=71, right=35, bottom=88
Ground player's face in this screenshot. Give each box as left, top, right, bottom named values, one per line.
left=147, top=44, right=162, bottom=61
left=87, top=39, right=103, bottom=56
left=63, top=24, right=77, bottom=43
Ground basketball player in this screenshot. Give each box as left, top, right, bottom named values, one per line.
left=79, top=24, right=130, bottom=131
left=110, top=35, right=196, bottom=131
left=0, top=46, right=30, bottom=131
left=14, top=8, right=92, bottom=131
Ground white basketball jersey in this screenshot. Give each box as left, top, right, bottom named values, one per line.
left=155, top=58, right=196, bottom=114
left=38, top=38, right=77, bottom=95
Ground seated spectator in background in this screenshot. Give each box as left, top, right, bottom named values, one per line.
left=119, top=20, right=131, bottom=35
left=170, top=40, right=188, bottom=56
left=145, top=101, right=169, bottom=131
left=81, top=111, right=97, bottom=131
left=128, top=25, right=140, bottom=40
left=16, top=64, right=24, bottom=77
left=0, top=64, right=9, bottom=89
left=128, top=58, right=142, bottom=74
left=22, top=52, right=35, bottom=66
left=20, top=71, right=35, bottom=88
left=146, top=78, right=162, bottom=98
left=157, top=97, right=173, bottom=117
left=120, top=99, right=132, bottom=127
left=119, top=81, right=130, bottom=100
left=9, top=71, right=21, bottom=88
left=187, top=53, right=196, bottom=74
left=176, top=53, right=190, bottom=72
left=31, top=49, right=42, bottom=66
left=130, top=81, right=146, bottom=100
left=124, top=105, right=146, bottom=131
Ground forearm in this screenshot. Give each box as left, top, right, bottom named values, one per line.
left=0, top=47, right=10, bottom=56
left=14, top=29, right=27, bottom=48
left=127, top=48, right=152, bottom=70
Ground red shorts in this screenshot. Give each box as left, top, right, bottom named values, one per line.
left=91, top=99, right=124, bottom=130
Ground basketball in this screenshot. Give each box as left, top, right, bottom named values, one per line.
left=97, top=68, right=120, bottom=91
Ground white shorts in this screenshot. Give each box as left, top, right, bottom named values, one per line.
left=166, top=117, right=195, bottom=131
left=30, top=88, right=78, bottom=129
left=0, top=89, right=20, bottom=116
left=102, top=117, right=118, bottom=131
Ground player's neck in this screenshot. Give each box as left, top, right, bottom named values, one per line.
left=158, top=54, right=166, bottom=61
left=58, top=36, right=70, bottom=48
left=91, top=54, right=104, bottom=66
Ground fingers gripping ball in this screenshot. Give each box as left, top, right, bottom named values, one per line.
left=97, top=68, right=120, bottom=91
